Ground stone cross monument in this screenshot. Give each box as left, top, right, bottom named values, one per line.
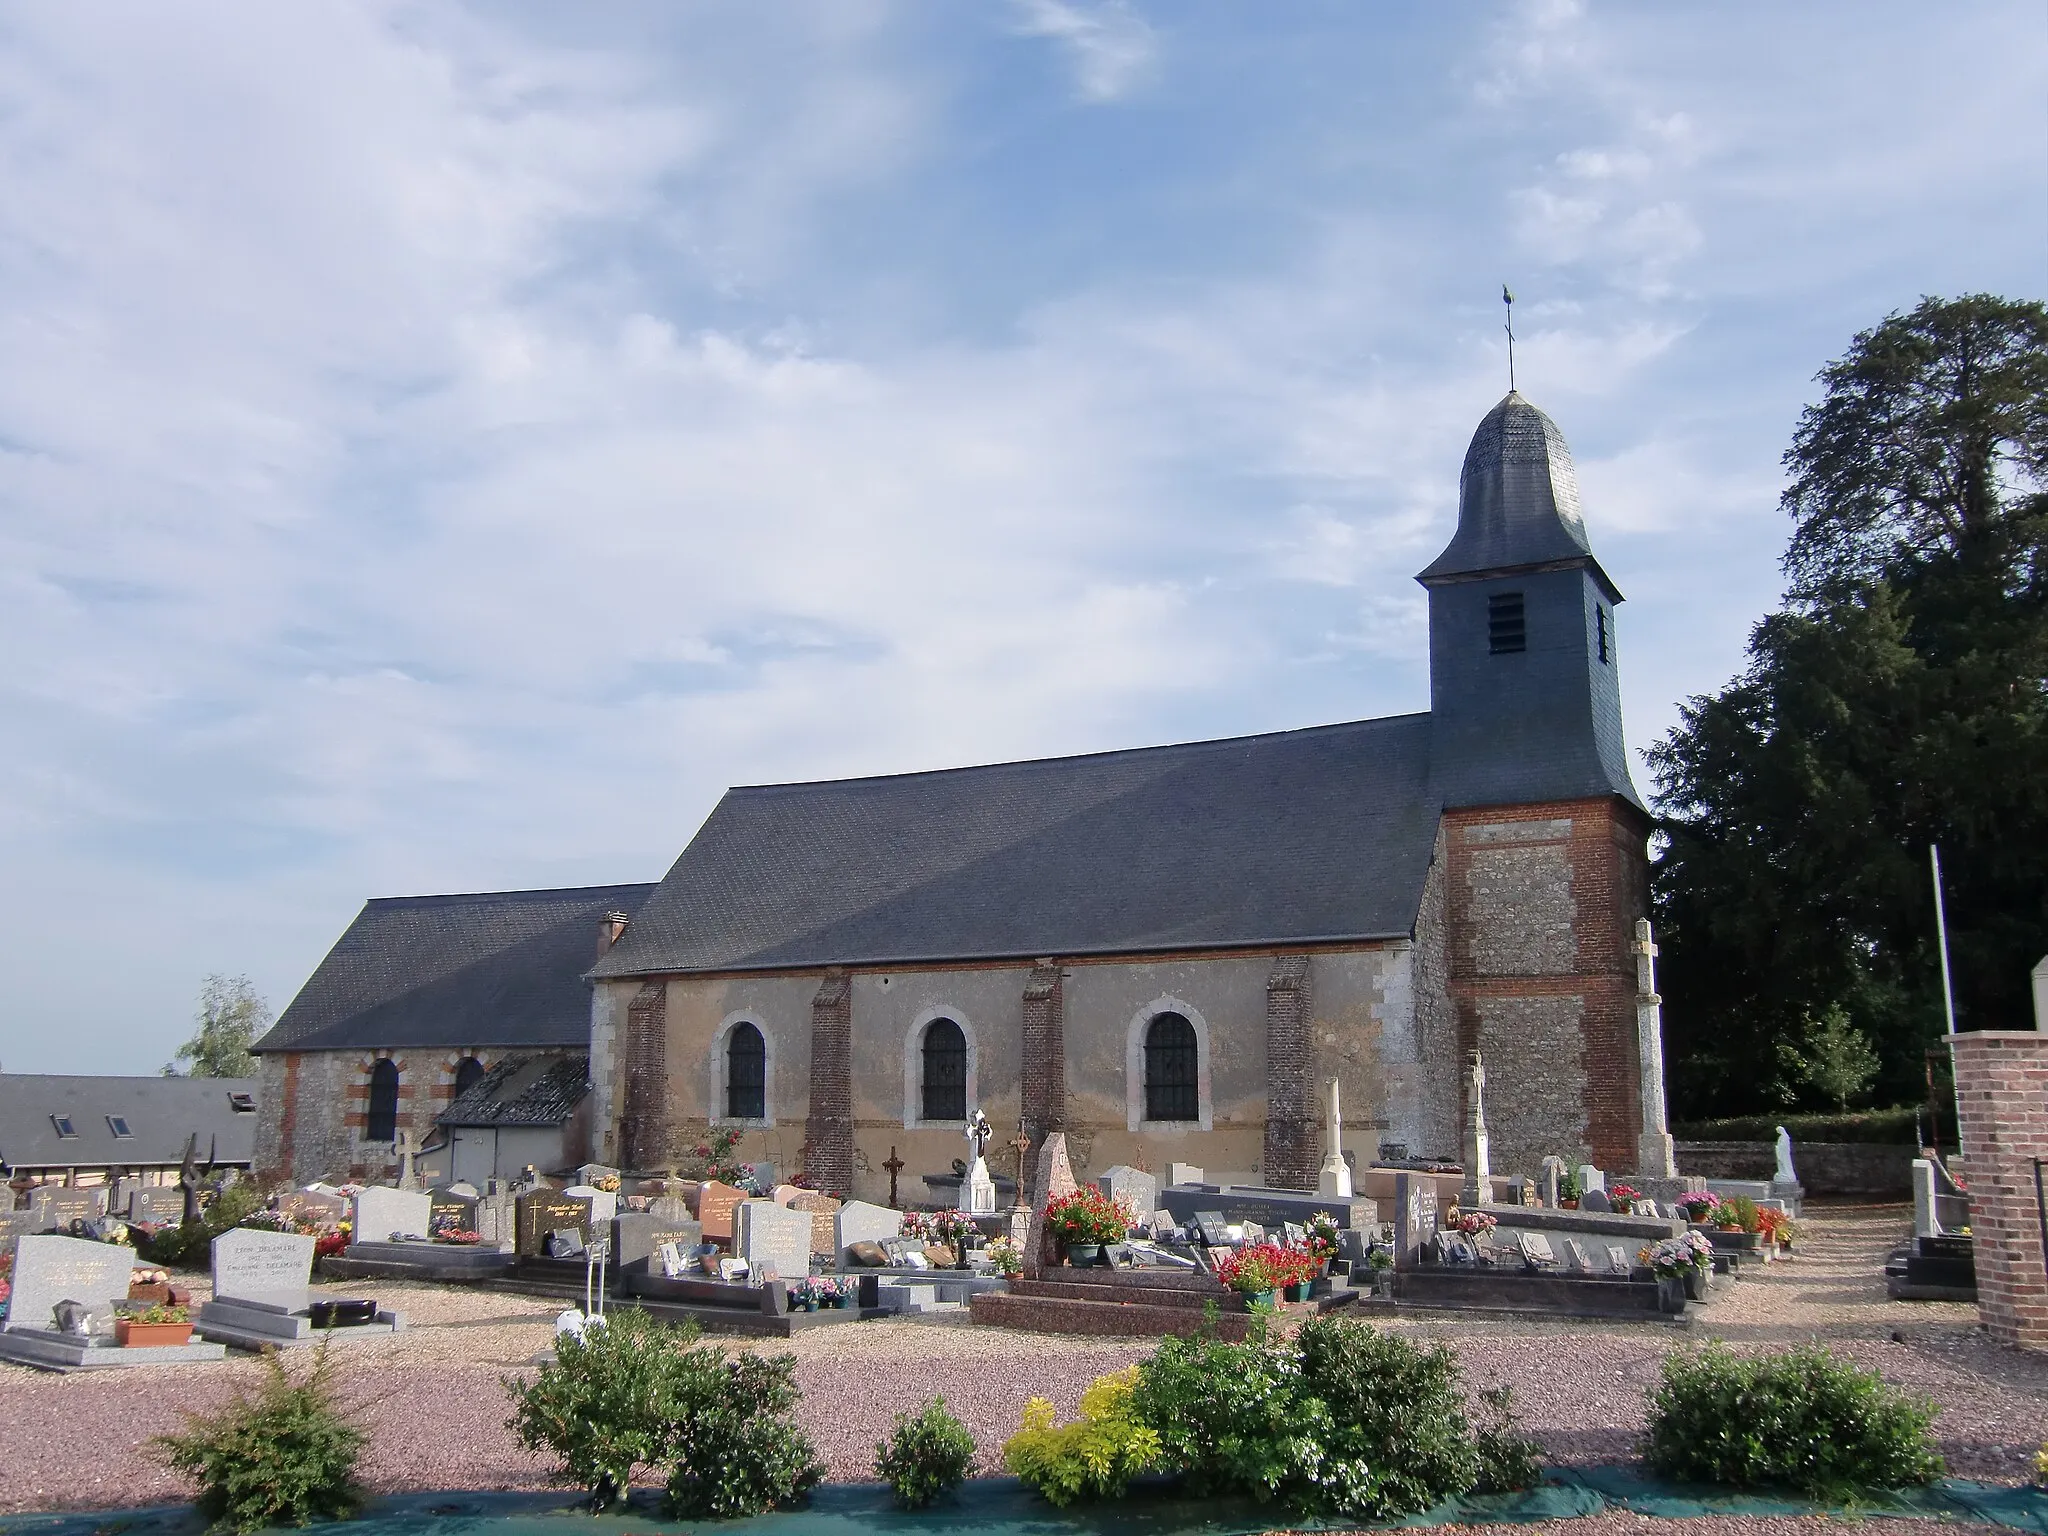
left=958, top=1109, right=997, bottom=1214
left=1460, top=1051, right=1494, bottom=1208
left=1317, top=1079, right=1353, bottom=1197
left=1632, top=919, right=1678, bottom=1178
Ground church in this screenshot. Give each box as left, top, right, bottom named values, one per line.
left=254, top=390, right=1651, bottom=1200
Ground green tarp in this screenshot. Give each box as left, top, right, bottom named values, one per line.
left=4, top=1473, right=2042, bottom=1536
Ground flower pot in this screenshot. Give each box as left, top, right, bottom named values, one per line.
left=821, top=1296, right=844, bottom=1310
left=116, top=1320, right=193, bottom=1348
left=1655, top=1276, right=1687, bottom=1314
left=1066, top=1243, right=1102, bottom=1267
left=1560, top=1198, right=1580, bottom=1210
left=792, top=1298, right=815, bottom=1312
left=1682, top=1265, right=1709, bottom=1301
left=1253, top=1289, right=1279, bottom=1308
left=1283, top=1281, right=1310, bottom=1303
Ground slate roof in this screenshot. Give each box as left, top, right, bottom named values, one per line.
left=0, top=1074, right=258, bottom=1172
left=256, top=884, right=657, bottom=1054
left=593, top=713, right=1438, bottom=977
left=440, top=1053, right=590, bottom=1127
left=1417, top=391, right=1620, bottom=599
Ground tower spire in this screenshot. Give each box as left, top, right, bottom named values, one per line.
left=1502, top=284, right=1516, bottom=392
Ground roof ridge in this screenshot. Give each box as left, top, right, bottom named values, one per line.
left=362, top=881, right=658, bottom=909
left=726, top=711, right=1431, bottom=796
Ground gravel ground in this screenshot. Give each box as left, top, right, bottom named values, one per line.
left=1, top=1203, right=2041, bottom=1530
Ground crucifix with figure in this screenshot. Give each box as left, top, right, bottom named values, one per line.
left=882, top=1146, right=905, bottom=1209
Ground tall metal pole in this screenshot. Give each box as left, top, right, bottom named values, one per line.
left=1930, top=844, right=1957, bottom=1035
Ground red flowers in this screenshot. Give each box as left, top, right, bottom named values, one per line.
left=1214, top=1241, right=1320, bottom=1295
left=1043, top=1188, right=1132, bottom=1246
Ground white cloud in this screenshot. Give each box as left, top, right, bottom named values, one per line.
left=1009, top=0, right=1158, bottom=103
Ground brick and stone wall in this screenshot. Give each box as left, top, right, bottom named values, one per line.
left=252, top=1046, right=507, bottom=1187
left=1262, top=956, right=1315, bottom=1188
left=1948, top=1031, right=2048, bottom=1352
left=806, top=974, right=855, bottom=1197
left=1441, top=796, right=1649, bottom=1173
left=620, top=980, right=670, bottom=1172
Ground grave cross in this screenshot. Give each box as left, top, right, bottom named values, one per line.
left=1008, top=1124, right=1034, bottom=1212
left=881, top=1146, right=905, bottom=1209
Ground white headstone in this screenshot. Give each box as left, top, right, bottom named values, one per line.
left=833, top=1200, right=903, bottom=1259
left=1911, top=1158, right=1939, bottom=1238
left=959, top=1158, right=998, bottom=1215
left=1576, top=1164, right=1606, bottom=1195
left=736, top=1199, right=810, bottom=1285
left=3, top=1234, right=135, bottom=1335
left=354, top=1185, right=432, bottom=1241
left=211, top=1228, right=317, bottom=1313
left=1097, top=1166, right=1158, bottom=1224
left=562, top=1186, right=619, bottom=1226
left=1167, top=1162, right=1204, bottom=1187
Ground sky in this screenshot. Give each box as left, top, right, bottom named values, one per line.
left=1, top=2, right=2043, bottom=1074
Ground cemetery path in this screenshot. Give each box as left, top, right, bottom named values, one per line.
left=0, top=1205, right=2040, bottom=1521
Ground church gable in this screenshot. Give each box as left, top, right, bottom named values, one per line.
left=598, top=712, right=1439, bottom=976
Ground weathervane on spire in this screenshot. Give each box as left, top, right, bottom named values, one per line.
left=1502, top=284, right=1516, bottom=392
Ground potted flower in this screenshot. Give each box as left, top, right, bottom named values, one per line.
left=1559, top=1167, right=1582, bottom=1210
left=116, top=1302, right=192, bottom=1347
left=1365, top=1246, right=1395, bottom=1295
left=1609, top=1182, right=1640, bottom=1215
left=813, top=1275, right=848, bottom=1310
left=788, top=1278, right=818, bottom=1312
left=1216, top=1243, right=1280, bottom=1307
left=1680, top=1191, right=1722, bottom=1225
left=1452, top=1210, right=1497, bottom=1238
left=1278, top=1245, right=1320, bottom=1302
left=1042, top=1188, right=1131, bottom=1266
left=314, top=1224, right=351, bottom=1259
left=985, top=1234, right=1023, bottom=1277
left=1304, top=1212, right=1341, bottom=1273
left=1640, top=1232, right=1714, bottom=1303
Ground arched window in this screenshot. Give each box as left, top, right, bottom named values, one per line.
left=1144, top=1013, right=1198, bottom=1123
left=921, top=1018, right=967, bottom=1122
left=726, top=1022, right=766, bottom=1121
left=365, top=1060, right=399, bottom=1143
left=453, top=1056, right=485, bottom=1100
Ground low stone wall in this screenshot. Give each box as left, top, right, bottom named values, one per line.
left=1676, top=1141, right=1914, bottom=1197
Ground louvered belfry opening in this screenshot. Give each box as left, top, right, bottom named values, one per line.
left=726, top=1022, right=766, bottom=1120
left=1487, top=591, right=1526, bottom=654
left=1145, top=1012, right=1198, bottom=1122
left=921, top=1017, right=967, bottom=1121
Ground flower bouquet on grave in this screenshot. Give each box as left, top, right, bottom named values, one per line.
left=592, top=1175, right=621, bottom=1193
left=1215, top=1242, right=1283, bottom=1303
left=788, top=1278, right=819, bottom=1312
left=1042, top=1189, right=1130, bottom=1264
left=315, top=1222, right=352, bottom=1259
left=1609, top=1182, right=1641, bottom=1215
left=1639, top=1231, right=1713, bottom=1279
left=811, top=1275, right=850, bottom=1309
left=1453, top=1210, right=1498, bottom=1237
left=985, top=1234, right=1023, bottom=1276
left=1755, top=1207, right=1795, bottom=1249
left=434, top=1228, right=481, bottom=1245
left=1679, top=1190, right=1722, bottom=1224
left=1304, top=1211, right=1341, bottom=1265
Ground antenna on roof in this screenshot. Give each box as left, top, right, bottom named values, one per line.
left=1502, top=284, right=1517, bottom=392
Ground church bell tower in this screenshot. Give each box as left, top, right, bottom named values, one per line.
left=1417, top=391, right=1641, bottom=812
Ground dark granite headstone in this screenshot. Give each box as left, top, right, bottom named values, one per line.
left=1580, top=1188, right=1612, bottom=1214
left=1393, top=1173, right=1440, bottom=1270
left=516, top=1192, right=589, bottom=1257
left=1194, top=1211, right=1233, bottom=1246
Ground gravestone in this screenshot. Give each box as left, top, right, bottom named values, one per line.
left=428, top=1185, right=480, bottom=1236
left=771, top=1184, right=806, bottom=1206
left=1579, top=1187, right=1612, bottom=1214
left=1539, top=1156, right=1566, bottom=1208
left=736, top=1200, right=812, bottom=1285
left=546, top=1228, right=586, bottom=1258
left=1167, top=1162, right=1204, bottom=1187
left=1282, top=1222, right=1307, bottom=1246
left=1518, top=1231, right=1558, bottom=1268
left=695, top=1181, right=746, bottom=1243
left=1911, top=1158, right=1940, bottom=1238
left=1562, top=1238, right=1592, bottom=1271
left=787, top=1191, right=842, bottom=1255
left=1576, top=1164, right=1606, bottom=1195
left=614, top=1212, right=704, bottom=1274
left=1020, top=1131, right=1078, bottom=1279
left=354, top=1186, right=432, bottom=1242
left=833, top=1200, right=902, bottom=1260
left=744, top=1162, right=776, bottom=1191
left=130, top=1187, right=186, bottom=1224
left=561, top=1185, right=618, bottom=1227
left=211, top=1228, right=316, bottom=1312
left=474, top=1190, right=518, bottom=1247
left=515, top=1190, right=589, bottom=1256
left=279, top=1189, right=347, bottom=1228
left=1098, top=1166, right=1158, bottom=1225
left=30, top=1187, right=105, bottom=1230
left=1393, top=1172, right=1440, bottom=1270
left=1194, top=1211, right=1234, bottom=1246
left=2, top=1234, right=134, bottom=1335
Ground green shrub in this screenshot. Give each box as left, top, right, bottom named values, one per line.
left=1293, top=1317, right=1486, bottom=1517
left=1720, top=1195, right=1763, bottom=1234
left=1129, top=1322, right=1328, bottom=1505
left=1471, top=1386, right=1545, bottom=1494
left=137, top=1183, right=271, bottom=1270
left=1669, top=1106, right=1929, bottom=1146
left=1002, top=1367, right=1160, bottom=1506
left=152, top=1342, right=363, bottom=1532
left=875, top=1397, right=976, bottom=1509
left=662, top=1345, right=824, bottom=1518
left=505, top=1309, right=692, bottom=1510
left=1644, top=1343, right=1943, bottom=1498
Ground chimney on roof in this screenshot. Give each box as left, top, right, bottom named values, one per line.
left=599, top=910, right=632, bottom=958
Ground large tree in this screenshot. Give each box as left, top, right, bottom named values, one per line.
left=1650, top=294, right=2047, bottom=1118
left=163, top=973, right=270, bottom=1078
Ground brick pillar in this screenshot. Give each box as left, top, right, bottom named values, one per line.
left=621, top=980, right=669, bottom=1173
left=807, top=973, right=854, bottom=1198
left=1264, top=955, right=1316, bottom=1188
left=1021, top=961, right=1066, bottom=1188
left=275, top=1053, right=301, bottom=1186
left=1948, top=1030, right=2048, bottom=1352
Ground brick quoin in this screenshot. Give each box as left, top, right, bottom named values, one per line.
left=1442, top=795, right=1650, bottom=1171
left=1020, top=961, right=1066, bottom=1188
left=807, top=973, right=855, bottom=1197
left=1263, top=955, right=1315, bottom=1187
left=621, top=980, right=670, bottom=1172
left=271, top=1052, right=302, bottom=1186
left=1949, top=1031, right=2048, bottom=1353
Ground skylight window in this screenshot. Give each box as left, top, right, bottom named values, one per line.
left=51, top=1114, right=77, bottom=1139
left=107, top=1116, right=133, bottom=1138
left=227, top=1091, right=256, bottom=1113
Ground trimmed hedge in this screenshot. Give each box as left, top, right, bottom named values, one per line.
left=1670, top=1106, right=1933, bottom=1146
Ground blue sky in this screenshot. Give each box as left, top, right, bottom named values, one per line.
left=2, top=2, right=2043, bottom=1073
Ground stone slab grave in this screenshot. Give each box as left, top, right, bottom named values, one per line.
left=1159, top=1183, right=1376, bottom=1237
left=615, top=1212, right=704, bottom=1276
left=0, top=1233, right=225, bottom=1371
left=1097, top=1166, right=1158, bottom=1227
left=694, top=1181, right=746, bottom=1244
left=833, top=1200, right=903, bottom=1264
left=197, top=1227, right=394, bottom=1349
left=515, top=1190, right=591, bottom=1257
left=353, top=1185, right=432, bottom=1244
left=736, top=1199, right=812, bottom=1285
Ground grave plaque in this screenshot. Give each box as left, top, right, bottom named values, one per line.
left=1393, top=1173, right=1440, bottom=1270
left=1194, top=1211, right=1234, bottom=1246
left=1518, top=1231, right=1558, bottom=1268
left=30, top=1187, right=105, bottom=1230
left=130, top=1187, right=186, bottom=1224
left=1282, top=1222, right=1307, bottom=1246
left=212, top=1228, right=316, bottom=1313
left=354, top=1185, right=432, bottom=1242
left=1437, top=1233, right=1476, bottom=1265
left=787, top=1191, right=841, bottom=1255
left=546, top=1228, right=586, bottom=1259
left=657, top=1241, right=686, bottom=1279
left=1562, top=1238, right=1592, bottom=1271
left=737, top=1200, right=811, bottom=1284
left=694, top=1181, right=746, bottom=1243
left=833, top=1200, right=902, bottom=1259
left=516, top=1191, right=589, bottom=1256
left=1606, top=1244, right=1632, bottom=1276
left=428, top=1186, right=479, bottom=1236
left=4, top=1234, right=135, bottom=1335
